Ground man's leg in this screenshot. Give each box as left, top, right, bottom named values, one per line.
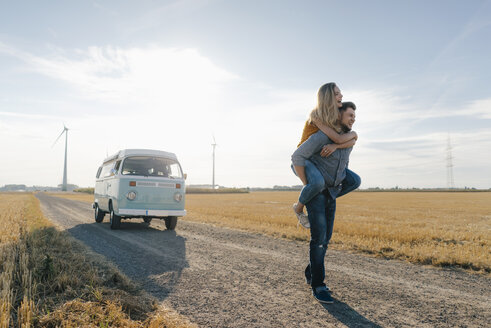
left=305, top=192, right=328, bottom=288
left=307, top=195, right=336, bottom=283
left=337, top=169, right=361, bottom=198
left=306, top=192, right=336, bottom=304
left=324, top=194, right=337, bottom=248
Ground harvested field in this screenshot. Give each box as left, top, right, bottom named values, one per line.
left=0, top=192, right=195, bottom=328
left=40, top=192, right=491, bottom=327
left=53, top=191, right=491, bottom=273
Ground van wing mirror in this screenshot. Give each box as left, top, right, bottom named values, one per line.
left=183, top=173, right=187, bottom=180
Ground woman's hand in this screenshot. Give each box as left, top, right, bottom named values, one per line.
left=320, top=144, right=337, bottom=157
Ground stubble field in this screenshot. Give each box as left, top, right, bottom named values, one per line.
left=0, top=193, right=195, bottom=328
left=54, top=191, right=490, bottom=274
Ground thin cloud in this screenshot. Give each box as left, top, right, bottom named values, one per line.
left=347, top=88, right=491, bottom=135
left=1, top=43, right=238, bottom=109
left=0, top=111, right=63, bottom=120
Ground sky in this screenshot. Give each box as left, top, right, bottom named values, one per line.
left=1, top=0, right=491, bottom=189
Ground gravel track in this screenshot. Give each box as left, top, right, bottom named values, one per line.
left=36, top=193, right=490, bottom=327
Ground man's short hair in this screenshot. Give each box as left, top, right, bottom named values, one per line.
left=339, top=101, right=356, bottom=113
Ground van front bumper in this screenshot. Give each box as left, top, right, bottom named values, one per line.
left=117, top=209, right=186, bottom=217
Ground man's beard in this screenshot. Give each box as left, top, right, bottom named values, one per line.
left=341, top=124, right=351, bottom=133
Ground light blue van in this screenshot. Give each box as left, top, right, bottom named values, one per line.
left=93, top=149, right=186, bottom=230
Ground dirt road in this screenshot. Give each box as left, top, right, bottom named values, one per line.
left=36, top=193, right=490, bottom=327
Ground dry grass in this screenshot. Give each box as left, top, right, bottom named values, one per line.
left=50, top=191, right=491, bottom=274
left=0, top=192, right=196, bottom=328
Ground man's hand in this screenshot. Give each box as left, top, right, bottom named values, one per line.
left=321, top=144, right=337, bottom=157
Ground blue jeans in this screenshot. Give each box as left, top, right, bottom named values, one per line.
left=297, top=160, right=325, bottom=205
left=293, top=161, right=361, bottom=204
left=337, top=169, right=361, bottom=198
left=303, top=169, right=361, bottom=288
left=305, top=191, right=336, bottom=288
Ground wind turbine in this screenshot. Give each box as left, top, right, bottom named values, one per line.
left=212, top=135, right=217, bottom=190
left=53, top=125, right=69, bottom=191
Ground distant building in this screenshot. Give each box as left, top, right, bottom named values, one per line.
left=57, top=184, right=79, bottom=192
left=188, top=184, right=224, bottom=189
left=0, top=184, right=79, bottom=192
left=0, top=184, right=27, bottom=191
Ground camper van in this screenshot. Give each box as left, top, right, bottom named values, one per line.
left=93, top=149, right=186, bottom=230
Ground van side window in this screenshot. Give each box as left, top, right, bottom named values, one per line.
left=100, top=162, right=115, bottom=178
left=109, top=160, right=121, bottom=176
left=167, top=162, right=183, bottom=179
left=96, top=167, right=102, bottom=178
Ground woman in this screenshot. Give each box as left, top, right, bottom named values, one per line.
left=292, top=82, right=358, bottom=228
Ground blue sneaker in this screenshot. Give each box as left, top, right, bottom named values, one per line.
left=304, top=266, right=330, bottom=291
left=312, top=286, right=334, bottom=304
left=306, top=277, right=331, bottom=291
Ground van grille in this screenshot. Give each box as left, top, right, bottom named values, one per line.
left=158, top=183, right=175, bottom=188
left=137, top=182, right=156, bottom=187
left=136, top=181, right=176, bottom=188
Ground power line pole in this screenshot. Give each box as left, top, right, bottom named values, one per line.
left=446, top=135, right=454, bottom=189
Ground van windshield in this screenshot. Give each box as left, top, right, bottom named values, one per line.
left=121, top=156, right=182, bottom=178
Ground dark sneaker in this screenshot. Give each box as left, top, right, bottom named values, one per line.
left=307, top=277, right=331, bottom=291
left=304, top=266, right=330, bottom=291
left=312, top=286, right=334, bottom=304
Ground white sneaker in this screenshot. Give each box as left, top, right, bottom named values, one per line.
left=292, top=203, right=310, bottom=228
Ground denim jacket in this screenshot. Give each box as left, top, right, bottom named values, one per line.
left=291, top=130, right=352, bottom=198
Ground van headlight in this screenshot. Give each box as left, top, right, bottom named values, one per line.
left=174, top=192, right=182, bottom=202
left=126, top=191, right=137, bottom=200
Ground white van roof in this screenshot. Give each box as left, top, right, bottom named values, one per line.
left=103, top=149, right=177, bottom=164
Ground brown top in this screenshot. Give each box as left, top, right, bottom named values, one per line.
left=297, top=120, right=319, bottom=147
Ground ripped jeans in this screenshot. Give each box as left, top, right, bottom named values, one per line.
left=304, top=191, right=336, bottom=288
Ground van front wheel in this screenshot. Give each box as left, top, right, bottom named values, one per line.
left=94, top=204, right=105, bottom=223
left=110, top=209, right=121, bottom=230
left=165, top=216, right=178, bottom=230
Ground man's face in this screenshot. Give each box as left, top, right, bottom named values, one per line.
left=340, top=107, right=356, bottom=131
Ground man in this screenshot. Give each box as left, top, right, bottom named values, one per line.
left=291, top=102, right=360, bottom=304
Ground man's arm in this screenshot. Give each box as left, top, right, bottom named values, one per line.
left=312, top=118, right=357, bottom=144
left=320, top=138, right=356, bottom=157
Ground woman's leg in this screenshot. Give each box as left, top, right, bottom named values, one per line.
left=337, top=168, right=361, bottom=198
left=296, top=160, right=325, bottom=212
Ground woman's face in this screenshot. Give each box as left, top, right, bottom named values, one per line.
left=334, top=86, right=343, bottom=108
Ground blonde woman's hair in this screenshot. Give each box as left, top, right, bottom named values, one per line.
left=309, top=82, right=341, bottom=132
